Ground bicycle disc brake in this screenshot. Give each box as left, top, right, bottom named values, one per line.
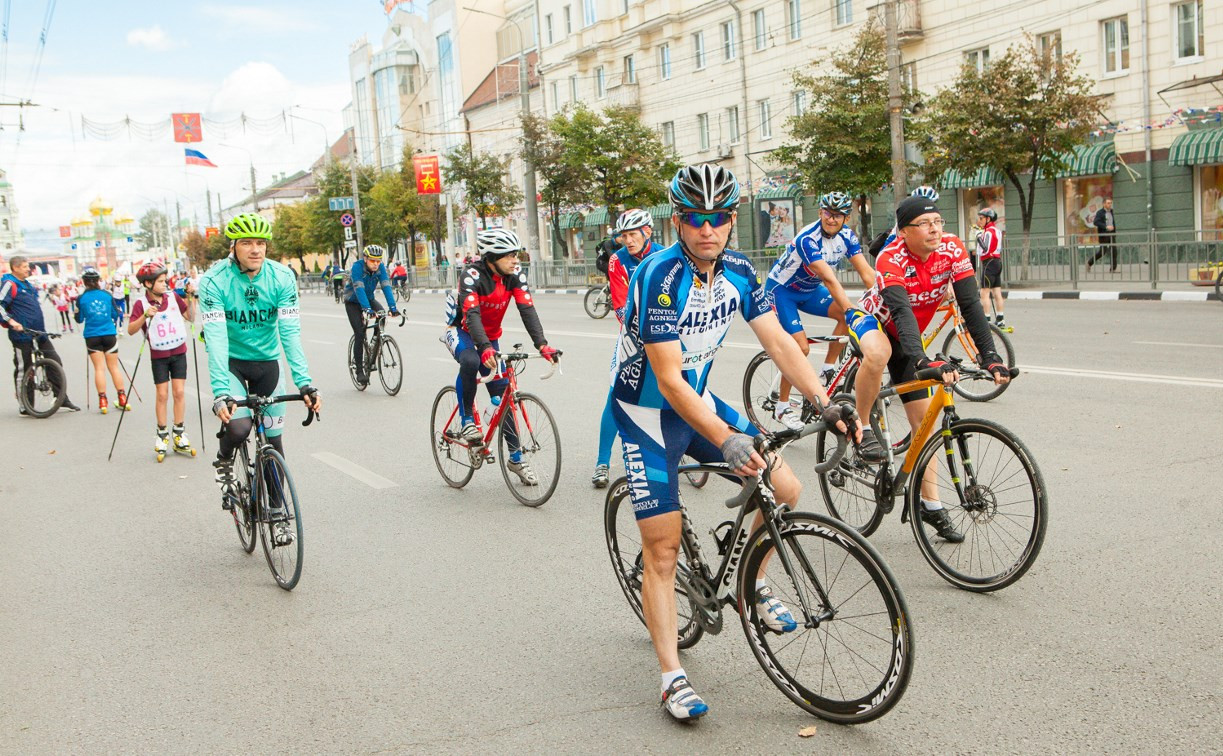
left=679, top=568, right=722, bottom=635
left=874, top=464, right=896, bottom=514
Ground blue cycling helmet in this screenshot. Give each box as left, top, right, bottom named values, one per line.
left=818, top=191, right=853, bottom=214
left=911, top=185, right=940, bottom=202
left=670, top=164, right=740, bottom=212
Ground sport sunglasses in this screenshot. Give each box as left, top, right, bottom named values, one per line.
left=678, top=210, right=734, bottom=228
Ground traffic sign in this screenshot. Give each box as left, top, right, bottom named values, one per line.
left=343, top=240, right=358, bottom=249
left=329, top=196, right=355, bottom=211
left=94, top=241, right=102, bottom=248
left=340, top=213, right=355, bottom=227
left=344, top=226, right=353, bottom=240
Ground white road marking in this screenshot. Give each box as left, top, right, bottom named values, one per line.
left=310, top=451, right=399, bottom=489
left=1021, top=364, right=1223, bottom=389
left=429, top=357, right=451, bottom=363
left=1133, top=341, right=1223, bottom=350
left=307, top=339, right=335, bottom=345
left=1006, top=290, right=1044, bottom=300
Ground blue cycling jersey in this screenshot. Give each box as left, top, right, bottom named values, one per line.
left=613, top=243, right=771, bottom=410
left=344, top=260, right=397, bottom=310
left=767, top=222, right=862, bottom=293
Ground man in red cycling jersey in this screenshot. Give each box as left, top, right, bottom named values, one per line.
left=853, top=196, right=1009, bottom=541
left=451, top=228, right=560, bottom=485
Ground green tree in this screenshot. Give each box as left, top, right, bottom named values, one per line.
left=136, top=209, right=171, bottom=252
left=550, top=105, right=679, bottom=225
left=305, top=160, right=375, bottom=267
left=912, top=36, right=1098, bottom=277
left=183, top=229, right=227, bottom=269
left=273, top=202, right=311, bottom=272
left=775, top=22, right=896, bottom=240
left=445, top=143, right=522, bottom=226
left=521, top=112, right=587, bottom=258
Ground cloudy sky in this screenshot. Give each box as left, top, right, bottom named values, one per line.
left=1, top=0, right=393, bottom=248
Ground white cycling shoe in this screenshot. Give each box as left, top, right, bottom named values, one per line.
left=661, top=676, right=708, bottom=721
left=774, top=403, right=805, bottom=432
left=756, top=586, right=798, bottom=633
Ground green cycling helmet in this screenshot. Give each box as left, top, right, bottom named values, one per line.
left=224, top=212, right=273, bottom=241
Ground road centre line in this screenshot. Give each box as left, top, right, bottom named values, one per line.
left=310, top=452, right=399, bottom=489
left=1133, top=341, right=1223, bottom=350
left=1020, top=364, right=1223, bottom=389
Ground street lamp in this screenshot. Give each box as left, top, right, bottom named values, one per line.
left=289, top=106, right=332, bottom=162
left=462, top=6, right=542, bottom=271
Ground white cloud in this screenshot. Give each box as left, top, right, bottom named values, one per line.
left=200, top=5, right=322, bottom=33
left=125, top=26, right=175, bottom=52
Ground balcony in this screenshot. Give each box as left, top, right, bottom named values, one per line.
left=868, top=0, right=922, bottom=44
left=604, top=81, right=640, bottom=111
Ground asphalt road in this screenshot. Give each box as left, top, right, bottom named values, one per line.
left=2, top=292, right=1220, bottom=753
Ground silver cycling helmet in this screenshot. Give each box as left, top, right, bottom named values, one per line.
left=477, top=228, right=524, bottom=259
left=614, top=208, right=653, bottom=235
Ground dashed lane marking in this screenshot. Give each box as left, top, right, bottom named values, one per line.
left=310, top=451, right=399, bottom=489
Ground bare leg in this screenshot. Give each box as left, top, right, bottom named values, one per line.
left=824, top=302, right=847, bottom=367
left=104, top=353, right=126, bottom=393
left=776, top=331, right=810, bottom=404
left=853, top=331, right=890, bottom=426
left=171, top=378, right=186, bottom=425
left=637, top=512, right=682, bottom=673
left=89, top=352, right=107, bottom=394
left=155, top=382, right=169, bottom=427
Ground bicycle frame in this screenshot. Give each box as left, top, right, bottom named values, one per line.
left=438, top=356, right=531, bottom=454
left=229, top=394, right=315, bottom=520
left=921, top=302, right=982, bottom=361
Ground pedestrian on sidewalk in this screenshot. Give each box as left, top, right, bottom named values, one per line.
left=1, top=256, right=81, bottom=413
left=1089, top=198, right=1117, bottom=272
left=48, top=285, right=73, bottom=333
left=128, top=261, right=195, bottom=458
left=976, top=208, right=1006, bottom=328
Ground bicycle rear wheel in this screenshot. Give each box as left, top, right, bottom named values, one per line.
left=229, top=444, right=257, bottom=554
left=430, top=386, right=475, bottom=488
left=741, top=350, right=788, bottom=434
left=603, top=478, right=704, bottom=650
left=681, top=457, right=709, bottom=488
left=347, top=336, right=367, bottom=391
left=739, top=510, right=913, bottom=723
left=378, top=336, right=404, bottom=395
left=584, top=286, right=611, bottom=319
left=942, top=324, right=1015, bottom=402
left=256, top=449, right=304, bottom=591
left=908, top=418, right=1047, bottom=592
left=20, top=358, right=66, bottom=418
left=816, top=429, right=885, bottom=536
left=498, top=392, right=561, bottom=507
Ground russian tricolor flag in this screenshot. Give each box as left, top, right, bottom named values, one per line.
left=184, top=148, right=217, bottom=168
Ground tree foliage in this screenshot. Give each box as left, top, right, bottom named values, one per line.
left=445, top=143, right=522, bottom=224
left=183, top=229, right=227, bottom=269
left=273, top=202, right=311, bottom=271
left=521, top=111, right=587, bottom=257
left=912, top=36, right=1098, bottom=274
left=775, top=22, right=898, bottom=239
left=136, top=209, right=171, bottom=252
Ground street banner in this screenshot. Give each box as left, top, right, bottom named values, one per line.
left=171, top=113, right=203, bottom=143
left=413, top=155, right=441, bottom=194
left=59, top=225, right=71, bottom=238
left=205, top=227, right=219, bottom=238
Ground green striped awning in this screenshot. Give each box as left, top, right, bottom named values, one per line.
left=558, top=212, right=583, bottom=229
left=648, top=203, right=672, bottom=220
left=583, top=208, right=610, bottom=227
left=1052, top=141, right=1117, bottom=177
left=940, top=167, right=1004, bottom=189
left=1169, top=128, right=1223, bottom=166
left=756, top=184, right=801, bottom=200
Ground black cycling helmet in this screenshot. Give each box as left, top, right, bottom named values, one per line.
left=977, top=208, right=998, bottom=221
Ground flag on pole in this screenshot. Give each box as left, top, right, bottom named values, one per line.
left=184, top=148, right=217, bottom=168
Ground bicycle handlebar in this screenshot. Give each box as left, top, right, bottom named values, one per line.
left=20, top=329, right=61, bottom=339
left=475, top=344, right=564, bottom=384
left=915, top=355, right=1020, bottom=383
left=227, top=393, right=319, bottom=426
left=721, top=416, right=851, bottom=510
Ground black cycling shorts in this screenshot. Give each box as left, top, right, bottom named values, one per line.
left=886, top=333, right=935, bottom=405
left=151, top=352, right=187, bottom=384
left=85, top=335, right=118, bottom=354
left=981, top=258, right=1003, bottom=289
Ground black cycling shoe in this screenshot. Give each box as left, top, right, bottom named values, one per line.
left=61, top=400, right=81, bottom=412
left=920, top=506, right=965, bottom=543
left=856, top=427, right=885, bottom=463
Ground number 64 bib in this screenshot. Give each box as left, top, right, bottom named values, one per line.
left=148, top=300, right=188, bottom=352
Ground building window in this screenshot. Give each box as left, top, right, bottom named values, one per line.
left=564, top=5, right=572, bottom=34
left=659, top=43, right=671, bottom=79
left=900, top=62, right=917, bottom=93
left=622, top=0, right=630, bottom=14
left=965, top=47, right=989, bottom=73
left=693, top=32, right=706, bottom=69
left=569, top=75, right=578, bottom=103
left=1038, top=31, right=1062, bottom=61
left=545, top=14, right=554, bottom=44
left=792, top=91, right=807, bottom=117
left=624, top=54, right=636, bottom=84
left=582, top=0, right=597, bottom=27
left=960, top=186, right=1006, bottom=235
left=726, top=106, right=740, bottom=143
left=551, top=81, right=560, bottom=110
left=758, top=99, right=772, bottom=139
left=1062, top=176, right=1114, bottom=242
left=834, top=0, right=852, bottom=26
left=661, top=121, right=675, bottom=150
left=1174, top=1, right=1204, bottom=61
left=595, top=66, right=606, bottom=98
left=753, top=9, right=767, bottom=50
left=788, top=0, right=801, bottom=40
left=1200, top=165, right=1223, bottom=235
left=1102, top=16, right=1129, bottom=74
left=722, top=21, right=736, bottom=61
left=698, top=113, right=710, bottom=151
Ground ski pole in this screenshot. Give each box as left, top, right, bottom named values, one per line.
left=116, top=345, right=144, bottom=403
left=107, top=341, right=145, bottom=462
left=190, top=322, right=206, bottom=454
left=85, top=353, right=91, bottom=410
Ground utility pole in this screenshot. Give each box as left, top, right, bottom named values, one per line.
left=206, top=189, right=213, bottom=227
left=249, top=164, right=258, bottom=212
left=349, top=153, right=365, bottom=262
left=884, top=0, right=908, bottom=206
left=518, top=46, right=542, bottom=269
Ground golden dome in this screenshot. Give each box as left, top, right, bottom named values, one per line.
left=115, top=214, right=134, bottom=225
left=88, top=196, right=113, bottom=216
left=71, top=215, right=92, bottom=226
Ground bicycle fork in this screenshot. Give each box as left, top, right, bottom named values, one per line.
left=757, top=492, right=835, bottom=630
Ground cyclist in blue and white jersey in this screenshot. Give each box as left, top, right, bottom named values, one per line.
left=612, top=164, right=858, bottom=722
left=764, top=191, right=878, bottom=430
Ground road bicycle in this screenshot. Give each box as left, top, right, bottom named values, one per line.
left=16, top=330, right=67, bottom=418
left=348, top=310, right=405, bottom=395
left=584, top=283, right=611, bottom=319
left=921, top=300, right=1015, bottom=401
left=604, top=419, right=914, bottom=723
left=221, top=394, right=318, bottom=591
left=815, top=360, right=1047, bottom=592
left=429, top=345, right=563, bottom=507
left=394, top=278, right=412, bottom=304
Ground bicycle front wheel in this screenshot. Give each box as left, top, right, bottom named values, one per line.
left=908, top=418, right=1047, bottom=592
left=816, top=428, right=885, bottom=536
left=741, top=350, right=787, bottom=434
left=584, top=286, right=610, bottom=319
left=20, top=358, right=66, bottom=418
left=739, top=510, right=913, bottom=723
left=942, top=324, right=1015, bottom=402
left=347, top=335, right=367, bottom=391
left=230, top=444, right=257, bottom=554
left=256, top=449, right=304, bottom=591
left=498, top=392, right=561, bottom=507
left=430, top=386, right=475, bottom=488
left=378, top=336, right=404, bottom=395
left=603, top=478, right=704, bottom=650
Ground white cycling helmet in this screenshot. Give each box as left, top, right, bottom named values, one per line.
left=614, top=208, right=653, bottom=235
left=477, top=228, right=524, bottom=259
left=910, top=185, right=940, bottom=202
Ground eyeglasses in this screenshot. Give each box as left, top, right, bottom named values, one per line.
left=904, top=219, right=946, bottom=231
left=678, top=210, right=734, bottom=228
left=819, top=208, right=848, bottom=220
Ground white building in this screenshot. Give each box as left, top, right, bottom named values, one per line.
left=0, top=168, right=23, bottom=254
